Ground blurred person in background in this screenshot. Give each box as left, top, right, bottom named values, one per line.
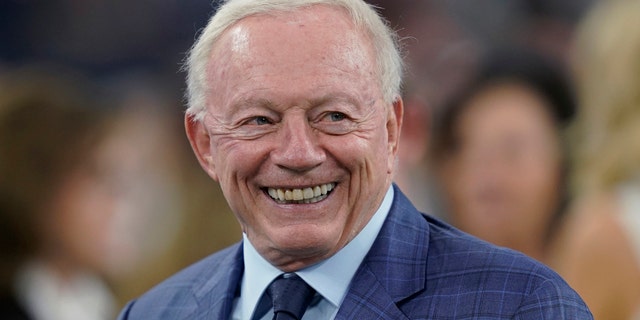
left=97, top=74, right=240, bottom=307
left=430, top=49, right=575, bottom=263
left=0, top=68, right=117, bottom=319
left=0, top=68, right=240, bottom=319
left=0, top=194, right=31, bottom=318
left=549, top=1, right=640, bottom=319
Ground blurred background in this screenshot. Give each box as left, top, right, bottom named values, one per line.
left=4, top=0, right=640, bottom=319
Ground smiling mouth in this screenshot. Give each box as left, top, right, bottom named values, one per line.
left=265, top=183, right=335, bottom=204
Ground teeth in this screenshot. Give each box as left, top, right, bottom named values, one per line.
left=292, top=189, right=303, bottom=201
left=303, top=188, right=314, bottom=199
left=313, top=186, right=321, bottom=197
left=266, top=183, right=335, bottom=204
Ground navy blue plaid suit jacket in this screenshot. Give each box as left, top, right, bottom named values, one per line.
left=119, top=185, right=592, bottom=319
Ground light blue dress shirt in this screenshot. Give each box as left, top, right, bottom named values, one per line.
left=231, top=186, right=394, bottom=320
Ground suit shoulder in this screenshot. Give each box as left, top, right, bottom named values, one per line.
left=150, top=242, right=241, bottom=291
left=426, top=215, right=563, bottom=283
left=119, top=242, right=242, bottom=319
left=422, top=216, right=591, bottom=318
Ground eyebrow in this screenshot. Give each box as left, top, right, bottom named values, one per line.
left=227, top=91, right=372, bottom=113
left=228, top=97, right=277, bottom=113
left=308, top=92, right=376, bottom=112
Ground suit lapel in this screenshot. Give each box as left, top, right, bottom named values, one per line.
left=336, top=186, right=429, bottom=319
left=191, top=243, right=244, bottom=319
left=184, top=187, right=428, bottom=319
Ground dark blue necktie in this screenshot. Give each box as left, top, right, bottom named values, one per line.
left=267, top=274, right=316, bottom=320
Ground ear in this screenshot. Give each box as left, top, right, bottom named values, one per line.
left=185, top=113, right=219, bottom=181
left=386, top=96, right=404, bottom=174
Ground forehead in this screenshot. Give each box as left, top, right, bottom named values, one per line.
left=204, top=5, right=379, bottom=109
left=210, top=6, right=375, bottom=79
left=218, top=5, right=365, bottom=50
left=465, top=84, right=551, bottom=120
left=459, top=84, right=557, bottom=138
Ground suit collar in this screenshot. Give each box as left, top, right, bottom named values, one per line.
left=186, top=185, right=428, bottom=319
left=336, top=185, right=429, bottom=319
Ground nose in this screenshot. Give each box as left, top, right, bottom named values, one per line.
left=271, top=115, right=326, bottom=172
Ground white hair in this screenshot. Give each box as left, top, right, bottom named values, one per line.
left=185, top=0, right=404, bottom=120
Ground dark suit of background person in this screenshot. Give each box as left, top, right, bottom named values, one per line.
left=118, top=0, right=592, bottom=319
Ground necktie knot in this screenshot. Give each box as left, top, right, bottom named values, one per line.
left=267, top=274, right=315, bottom=320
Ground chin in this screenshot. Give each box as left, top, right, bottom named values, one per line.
left=269, top=225, right=338, bottom=258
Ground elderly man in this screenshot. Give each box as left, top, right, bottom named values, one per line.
left=119, top=0, right=591, bottom=319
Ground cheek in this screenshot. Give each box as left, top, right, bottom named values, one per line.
left=214, top=139, right=268, bottom=179
left=516, top=152, right=562, bottom=190
left=441, top=163, right=463, bottom=195
left=76, top=192, right=114, bottom=238
left=212, top=140, right=270, bottom=213
left=50, top=180, right=115, bottom=264
left=339, top=128, right=391, bottom=168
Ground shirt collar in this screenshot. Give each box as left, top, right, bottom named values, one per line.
left=239, top=186, right=394, bottom=319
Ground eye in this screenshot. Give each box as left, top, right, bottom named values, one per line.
left=326, top=112, right=346, bottom=122
left=312, top=110, right=356, bottom=135
left=246, top=116, right=273, bottom=125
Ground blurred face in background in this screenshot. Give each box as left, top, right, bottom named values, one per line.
left=439, top=82, right=562, bottom=257
left=44, top=109, right=182, bottom=278
left=45, top=144, right=120, bottom=276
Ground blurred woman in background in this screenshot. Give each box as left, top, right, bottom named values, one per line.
left=549, top=1, right=640, bottom=319
left=431, top=49, right=575, bottom=263
left=0, top=68, right=117, bottom=320
left=0, top=68, right=241, bottom=319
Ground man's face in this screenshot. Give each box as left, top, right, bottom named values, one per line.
left=186, top=5, right=402, bottom=271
